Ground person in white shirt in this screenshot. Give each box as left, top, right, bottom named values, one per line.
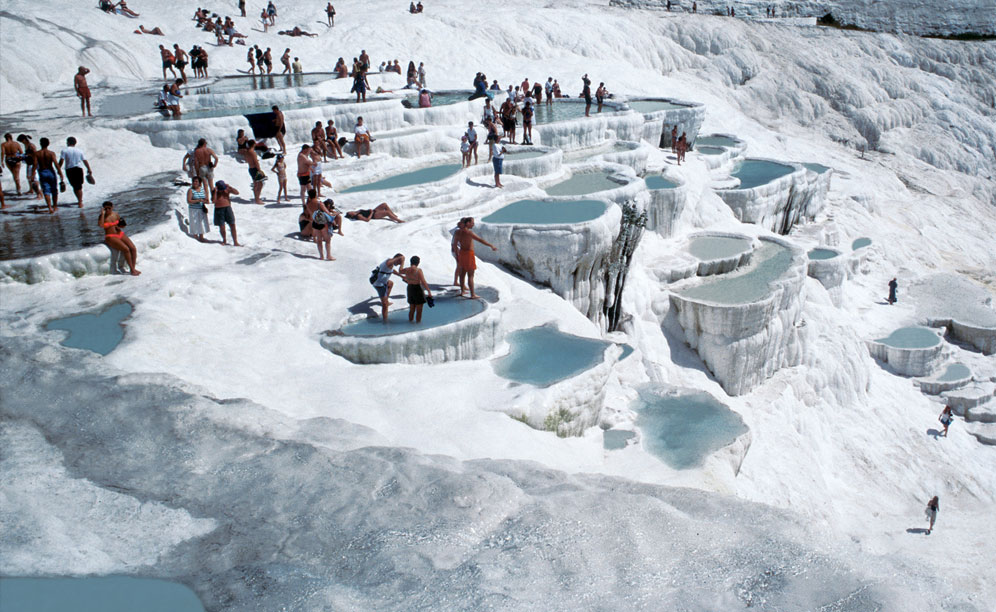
left=490, top=141, right=506, bottom=188
left=544, top=77, right=554, bottom=106
left=372, top=253, right=404, bottom=321
left=57, top=137, right=93, bottom=207
left=465, top=121, right=479, bottom=165
left=354, top=116, right=373, bottom=157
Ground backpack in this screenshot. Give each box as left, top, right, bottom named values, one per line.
left=369, top=267, right=380, bottom=285
left=312, top=210, right=329, bottom=225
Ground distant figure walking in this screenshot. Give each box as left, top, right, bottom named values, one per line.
left=925, top=496, right=939, bottom=534
left=74, top=67, right=92, bottom=117
left=454, top=217, right=497, bottom=299
left=888, top=277, right=898, bottom=305
left=400, top=256, right=432, bottom=323
left=939, top=406, right=954, bottom=437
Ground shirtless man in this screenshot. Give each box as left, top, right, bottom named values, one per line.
left=272, top=105, right=286, bottom=153
left=311, top=121, right=327, bottom=160
left=212, top=181, right=240, bottom=246
left=454, top=217, right=496, bottom=298
left=296, top=144, right=314, bottom=205
left=581, top=73, right=592, bottom=117
left=247, top=48, right=257, bottom=74
left=399, top=256, right=432, bottom=323
left=359, top=49, right=371, bottom=72
left=193, top=138, right=219, bottom=200
left=35, top=138, right=64, bottom=213
left=670, top=124, right=678, bottom=153
left=74, top=67, right=92, bottom=117
left=324, top=120, right=343, bottom=159
left=159, top=45, right=177, bottom=80
left=16, top=135, right=41, bottom=199
left=280, top=48, right=292, bottom=74
left=244, top=140, right=266, bottom=204
left=263, top=48, right=273, bottom=74
left=326, top=2, right=336, bottom=26
left=173, top=45, right=188, bottom=82
left=1, top=133, right=23, bottom=195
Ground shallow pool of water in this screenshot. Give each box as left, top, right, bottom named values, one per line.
left=678, top=242, right=793, bottom=304
left=190, top=73, right=333, bottom=95
left=808, top=248, right=839, bottom=260
left=544, top=171, right=620, bottom=196
left=627, top=100, right=690, bottom=113
left=852, top=237, right=872, bottom=250
left=404, top=91, right=473, bottom=107
left=803, top=162, right=831, bottom=174
left=687, top=236, right=753, bottom=261
left=635, top=388, right=748, bottom=469
left=181, top=98, right=347, bottom=120
left=728, top=159, right=795, bottom=190
left=529, top=102, right=618, bottom=124
left=875, top=326, right=942, bottom=349
left=644, top=174, right=678, bottom=190
left=337, top=296, right=485, bottom=337
left=603, top=429, right=636, bottom=450
left=493, top=325, right=610, bottom=387
left=936, top=363, right=971, bottom=382
left=44, top=302, right=132, bottom=356
left=504, top=150, right=548, bottom=160
left=0, top=577, right=204, bottom=612
left=695, top=135, right=739, bottom=148
left=482, top=199, right=607, bottom=225
left=0, top=173, right=174, bottom=261
left=696, top=146, right=726, bottom=156
left=341, top=164, right=462, bottom=193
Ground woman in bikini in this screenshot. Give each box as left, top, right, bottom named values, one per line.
left=344, top=202, right=404, bottom=223
left=98, top=201, right=141, bottom=276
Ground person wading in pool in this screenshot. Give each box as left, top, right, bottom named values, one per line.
left=372, top=253, right=405, bottom=322
left=454, top=217, right=496, bottom=299
left=400, top=255, right=432, bottom=323
left=581, top=73, right=592, bottom=117
left=35, top=138, right=63, bottom=213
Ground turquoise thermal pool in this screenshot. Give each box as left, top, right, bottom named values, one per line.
left=603, top=429, right=636, bottom=450
left=635, top=389, right=748, bottom=469
left=44, top=303, right=133, bottom=356
left=0, top=577, right=204, bottom=612
left=687, top=236, right=753, bottom=260
left=180, top=99, right=345, bottom=120
left=493, top=326, right=611, bottom=387
left=874, top=327, right=942, bottom=349
left=803, top=163, right=831, bottom=174
left=696, top=146, right=726, bottom=155
left=627, top=100, right=690, bottom=113
left=482, top=199, right=607, bottom=225
left=695, top=135, right=739, bottom=148
left=337, top=296, right=485, bottom=336
left=504, top=150, right=548, bottom=160
left=644, top=174, right=678, bottom=190
left=404, top=91, right=473, bottom=107
left=544, top=171, right=620, bottom=196
left=852, top=237, right=872, bottom=250
left=187, top=73, right=332, bottom=95
left=935, top=363, right=971, bottom=381
left=728, top=159, right=795, bottom=190
left=808, top=248, right=839, bottom=260
left=678, top=242, right=793, bottom=304
left=529, top=102, right=619, bottom=124
left=341, top=164, right=462, bottom=193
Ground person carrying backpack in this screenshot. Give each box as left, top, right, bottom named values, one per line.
left=370, top=254, right=404, bottom=322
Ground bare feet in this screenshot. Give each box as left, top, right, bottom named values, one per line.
left=233, top=241, right=242, bottom=246
left=130, top=269, right=142, bottom=276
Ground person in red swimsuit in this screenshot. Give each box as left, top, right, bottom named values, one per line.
left=98, top=201, right=141, bottom=276
left=74, top=67, right=92, bottom=117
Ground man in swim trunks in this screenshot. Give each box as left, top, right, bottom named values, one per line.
left=581, top=73, right=592, bottom=117
left=272, top=105, right=286, bottom=153
left=454, top=217, right=496, bottom=299
left=544, top=77, right=554, bottom=106
left=74, top=66, right=92, bottom=117
left=354, top=116, right=373, bottom=157
left=326, top=3, right=336, bottom=26
left=244, top=140, right=266, bottom=204
left=58, top=137, right=93, bottom=208
left=671, top=124, right=678, bottom=153
left=263, top=47, right=273, bottom=74
left=173, top=45, right=188, bottom=82
left=400, top=255, right=432, bottom=323
left=372, top=253, right=405, bottom=322
left=35, top=138, right=63, bottom=213
left=212, top=180, right=240, bottom=246
left=1, top=133, right=23, bottom=195
left=193, top=138, right=219, bottom=200
left=465, top=121, right=479, bottom=165
left=160, top=44, right=177, bottom=80
left=296, top=144, right=314, bottom=205
left=500, top=97, right=517, bottom=144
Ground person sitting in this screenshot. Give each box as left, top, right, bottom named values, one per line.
left=345, top=202, right=404, bottom=223
left=552, top=80, right=563, bottom=98
left=155, top=85, right=170, bottom=111
left=353, top=116, right=373, bottom=157
left=418, top=88, right=432, bottom=108
left=116, top=1, right=140, bottom=17
left=297, top=204, right=313, bottom=239
left=391, top=59, right=402, bottom=74
left=134, top=25, right=165, bottom=35
left=278, top=27, right=318, bottom=37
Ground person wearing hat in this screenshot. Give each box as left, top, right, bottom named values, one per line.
left=212, top=180, right=240, bottom=246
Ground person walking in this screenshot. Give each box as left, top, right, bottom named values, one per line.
left=326, top=3, right=336, bottom=27
left=1, top=133, right=24, bottom=196
left=35, top=137, right=63, bottom=214
left=888, top=277, right=898, bottom=305
left=372, top=254, right=405, bottom=322
left=400, top=256, right=432, bottom=323
left=925, top=496, right=939, bottom=535
left=939, top=406, right=954, bottom=437
left=58, top=137, right=94, bottom=208
left=186, top=176, right=210, bottom=241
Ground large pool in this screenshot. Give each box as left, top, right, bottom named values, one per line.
left=728, top=159, right=795, bottom=190
left=0, top=577, right=204, bottom=612
left=695, top=135, right=740, bottom=148
left=635, top=388, right=748, bottom=469
left=874, top=326, right=942, bottom=349
left=181, top=98, right=346, bottom=120
left=530, top=102, right=618, bottom=124
left=626, top=100, right=691, bottom=113
left=678, top=242, right=794, bottom=304
left=44, top=302, right=132, bottom=356
left=187, top=73, right=333, bottom=96
left=544, top=171, right=620, bottom=196
left=687, top=236, right=753, bottom=261
left=404, top=91, right=474, bottom=107
left=341, top=164, right=462, bottom=193
left=337, top=296, right=485, bottom=336
left=482, top=199, right=606, bottom=225
left=644, top=174, right=678, bottom=190
left=493, top=325, right=610, bottom=387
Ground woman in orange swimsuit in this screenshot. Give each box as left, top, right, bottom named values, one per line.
left=98, top=201, right=141, bottom=276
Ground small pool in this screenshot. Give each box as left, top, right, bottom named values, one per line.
left=627, top=100, right=690, bottom=113
left=188, top=73, right=332, bottom=96
left=687, top=236, right=752, bottom=261
left=504, top=150, right=547, bottom=160
left=493, top=325, right=610, bottom=387
left=808, top=248, right=839, bottom=260
left=678, top=242, right=793, bottom=304
left=727, top=159, right=795, bottom=190
left=935, top=363, right=971, bottom=382
left=603, top=429, right=636, bottom=450
left=341, top=164, right=462, bottom=193
left=635, top=389, right=748, bottom=469
left=404, top=91, right=473, bottom=107
left=0, top=577, right=204, bottom=612
left=644, top=174, right=678, bottom=190
left=696, top=146, right=726, bottom=156
left=544, top=171, right=620, bottom=196
left=803, top=163, right=831, bottom=174
left=618, top=343, right=635, bottom=360
left=337, top=296, right=485, bottom=337
left=482, top=199, right=607, bottom=225
left=180, top=98, right=345, bottom=120
left=695, top=135, right=739, bottom=148
left=874, top=326, right=942, bottom=349
left=852, top=237, right=872, bottom=250
left=530, top=102, right=618, bottom=124
left=44, top=302, right=132, bottom=356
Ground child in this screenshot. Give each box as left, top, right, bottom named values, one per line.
left=460, top=135, right=470, bottom=168
left=271, top=153, right=288, bottom=202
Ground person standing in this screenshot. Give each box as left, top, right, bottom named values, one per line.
left=212, top=180, right=240, bottom=246
left=454, top=217, right=496, bottom=299
left=247, top=47, right=257, bottom=74
left=239, top=0, right=246, bottom=17
left=595, top=82, right=607, bottom=112
left=193, top=138, right=219, bottom=201
left=939, top=406, right=954, bottom=437
left=888, top=277, right=898, bottom=305
left=417, top=62, right=426, bottom=88
left=372, top=254, right=405, bottom=322
left=35, top=138, right=63, bottom=213
left=263, top=47, right=274, bottom=74
left=17, top=135, right=41, bottom=200
left=581, top=73, right=592, bottom=117
left=58, top=137, right=93, bottom=208
left=173, top=45, right=188, bottom=83
left=272, top=105, right=286, bottom=153
left=74, top=67, right=92, bottom=117
left=1, top=133, right=23, bottom=195
left=280, top=48, right=292, bottom=74
left=244, top=140, right=266, bottom=204
left=544, top=77, right=554, bottom=106
left=670, top=124, right=678, bottom=153
left=271, top=153, right=288, bottom=202
left=305, top=188, right=335, bottom=260
left=925, top=496, right=939, bottom=534
left=490, top=140, right=506, bottom=188
left=159, top=45, right=177, bottom=80
left=400, top=256, right=432, bottom=323
left=296, top=144, right=314, bottom=205
left=450, top=218, right=465, bottom=285
left=186, top=176, right=210, bottom=241
left=500, top=97, right=517, bottom=144
left=326, top=3, right=336, bottom=26
left=521, top=99, right=534, bottom=145
left=467, top=120, right=481, bottom=164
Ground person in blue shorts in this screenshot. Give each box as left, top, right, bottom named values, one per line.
left=35, top=137, right=64, bottom=213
